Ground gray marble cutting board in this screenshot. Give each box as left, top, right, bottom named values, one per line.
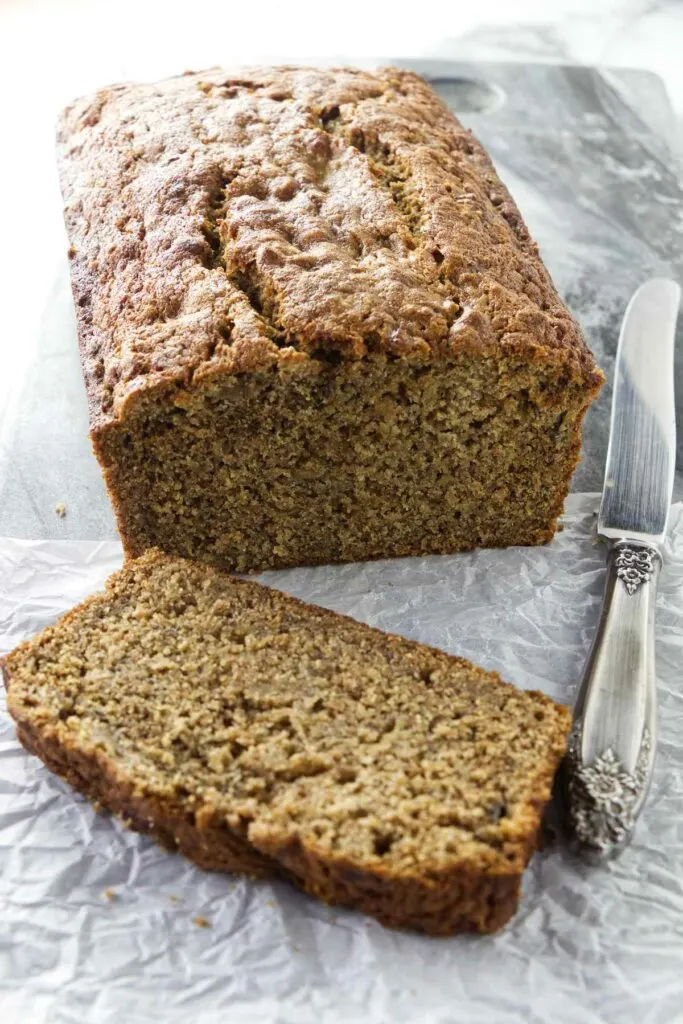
left=0, top=60, right=681, bottom=539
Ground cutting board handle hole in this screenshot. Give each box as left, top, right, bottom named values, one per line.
left=427, top=77, right=506, bottom=114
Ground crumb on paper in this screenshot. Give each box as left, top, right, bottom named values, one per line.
left=193, top=916, right=211, bottom=928
left=55, top=503, right=67, bottom=518
left=104, top=888, right=115, bottom=902
left=265, top=899, right=274, bottom=908
left=168, top=894, right=181, bottom=905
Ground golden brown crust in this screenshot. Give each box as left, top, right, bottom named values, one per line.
left=10, top=708, right=523, bottom=935
left=2, top=551, right=571, bottom=935
left=57, top=65, right=602, bottom=434
left=12, top=714, right=276, bottom=878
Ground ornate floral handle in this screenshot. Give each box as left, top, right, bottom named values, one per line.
left=564, top=540, right=660, bottom=860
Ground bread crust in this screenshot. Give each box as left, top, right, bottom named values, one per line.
left=56, top=65, right=603, bottom=435
left=9, top=709, right=525, bottom=934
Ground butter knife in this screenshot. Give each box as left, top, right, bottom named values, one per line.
left=564, top=277, right=680, bottom=861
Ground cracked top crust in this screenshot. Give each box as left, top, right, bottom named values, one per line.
left=57, top=65, right=602, bottom=431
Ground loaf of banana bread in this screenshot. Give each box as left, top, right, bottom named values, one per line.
left=58, top=66, right=603, bottom=571
left=2, top=550, right=570, bottom=934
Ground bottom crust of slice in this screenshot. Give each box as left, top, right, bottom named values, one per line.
left=13, top=709, right=526, bottom=936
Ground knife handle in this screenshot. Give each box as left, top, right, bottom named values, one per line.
left=564, top=538, right=660, bottom=861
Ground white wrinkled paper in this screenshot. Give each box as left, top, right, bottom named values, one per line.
left=2, top=493, right=683, bottom=1024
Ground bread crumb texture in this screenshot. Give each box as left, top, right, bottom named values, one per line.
left=2, top=551, right=571, bottom=935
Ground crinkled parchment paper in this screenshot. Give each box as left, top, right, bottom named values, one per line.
left=2, top=494, right=683, bottom=1024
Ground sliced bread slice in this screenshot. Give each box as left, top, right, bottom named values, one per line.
left=2, top=550, right=570, bottom=934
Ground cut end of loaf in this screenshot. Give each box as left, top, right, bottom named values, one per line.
left=96, top=352, right=598, bottom=573
left=2, top=551, right=571, bottom=934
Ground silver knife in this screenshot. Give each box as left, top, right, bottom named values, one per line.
left=565, top=277, right=680, bottom=861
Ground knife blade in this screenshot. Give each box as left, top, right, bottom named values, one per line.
left=564, top=277, right=680, bottom=861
